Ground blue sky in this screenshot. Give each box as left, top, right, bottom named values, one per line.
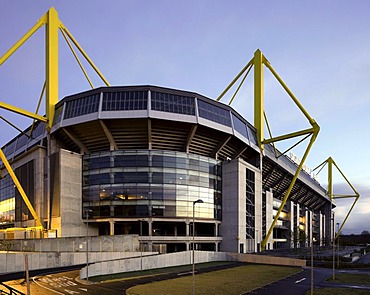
left=1, top=0, right=370, bottom=234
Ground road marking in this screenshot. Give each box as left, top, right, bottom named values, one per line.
left=64, top=289, right=80, bottom=294
left=32, top=276, right=65, bottom=295
left=295, top=278, right=306, bottom=284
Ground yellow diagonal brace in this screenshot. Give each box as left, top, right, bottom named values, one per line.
left=0, top=16, right=46, bottom=65
left=0, top=102, right=47, bottom=122
left=60, top=28, right=94, bottom=89
left=216, top=58, right=254, bottom=102
left=261, top=127, right=319, bottom=251
left=262, top=127, right=314, bottom=145
left=59, top=25, right=110, bottom=87
left=264, top=61, right=316, bottom=126
left=337, top=195, right=359, bottom=237
left=332, top=159, right=360, bottom=197
left=0, top=149, right=44, bottom=229
left=228, top=63, right=253, bottom=106
left=333, top=195, right=358, bottom=199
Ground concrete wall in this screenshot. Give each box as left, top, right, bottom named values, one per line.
left=81, top=251, right=306, bottom=279
left=220, top=158, right=264, bottom=253
left=55, top=149, right=91, bottom=237
left=220, top=159, right=241, bottom=253
left=0, top=251, right=150, bottom=274
left=0, top=235, right=139, bottom=253
left=265, top=190, right=273, bottom=250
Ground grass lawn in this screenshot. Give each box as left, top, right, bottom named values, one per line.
left=327, top=273, right=370, bottom=286
left=126, top=264, right=300, bottom=295
left=91, top=261, right=232, bottom=282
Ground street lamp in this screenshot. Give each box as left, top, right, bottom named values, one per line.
left=336, top=222, right=340, bottom=268
left=192, top=199, right=203, bottom=295
left=85, top=208, right=93, bottom=282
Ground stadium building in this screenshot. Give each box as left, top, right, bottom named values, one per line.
left=0, top=85, right=332, bottom=253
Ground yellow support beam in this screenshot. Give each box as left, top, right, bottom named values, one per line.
left=0, top=102, right=47, bottom=122
left=0, top=17, right=46, bottom=66
left=0, top=149, right=44, bottom=229
left=59, top=25, right=110, bottom=87
left=262, top=127, right=314, bottom=145
left=261, top=128, right=319, bottom=251
left=45, top=7, right=60, bottom=131
left=254, top=49, right=264, bottom=150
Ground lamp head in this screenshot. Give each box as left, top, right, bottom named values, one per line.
left=193, top=199, right=204, bottom=205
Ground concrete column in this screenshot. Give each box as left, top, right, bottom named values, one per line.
left=110, top=220, right=115, bottom=235
left=186, top=220, right=190, bottom=237
left=149, top=219, right=153, bottom=236
left=148, top=219, right=153, bottom=251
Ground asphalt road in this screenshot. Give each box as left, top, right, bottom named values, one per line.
left=247, top=267, right=332, bottom=295
left=248, top=267, right=370, bottom=294
left=1, top=262, right=244, bottom=295
left=3, top=264, right=370, bottom=295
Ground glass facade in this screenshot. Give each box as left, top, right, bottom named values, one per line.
left=0, top=174, right=15, bottom=225
left=0, top=160, right=34, bottom=226
left=53, top=105, right=64, bottom=125
left=102, top=91, right=147, bottom=111
left=151, top=92, right=195, bottom=115
left=232, top=113, right=248, bottom=138
left=197, top=100, right=232, bottom=127
left=64, top=94, right=100, bottom=119
left=83, top=150, right=222, bottom=220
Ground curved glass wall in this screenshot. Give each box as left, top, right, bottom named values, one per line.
left=83, top=150, right=222, bottom=220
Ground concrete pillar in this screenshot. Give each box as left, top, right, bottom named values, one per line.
left=110, top=220, right=115, bottom=235
left=148, top=219, right=153, bottom=251
left=186, top=220, right=190, bottom=237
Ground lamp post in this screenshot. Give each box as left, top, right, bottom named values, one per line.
left=310, top=213, right=314, bottom=295
left=332, top=214, right=335, bottom=280
left=336, top=222, right=340, bottom=268
left=85, top=208, right=93, bottom=282
left=192, top=199, right=203, bottom=295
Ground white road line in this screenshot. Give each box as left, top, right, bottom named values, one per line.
left=295, top=278, right=306, bottom=284
left=32, top=276, right=66, bottom=295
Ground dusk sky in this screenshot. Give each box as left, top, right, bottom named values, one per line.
left=1, top=1, right=370, bottom=234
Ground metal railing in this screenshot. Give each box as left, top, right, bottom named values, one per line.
left=0, top=283, right=25, bottom=295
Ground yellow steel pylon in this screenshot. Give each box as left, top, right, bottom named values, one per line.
left=217, top=49, right=320, bottom=251
left=313, top=157, right=360, bottom=238
left=0, top=7, right=110, bottom=231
